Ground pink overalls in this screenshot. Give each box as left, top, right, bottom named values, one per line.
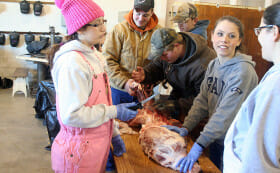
left=51, top=51, right=113, bottom=173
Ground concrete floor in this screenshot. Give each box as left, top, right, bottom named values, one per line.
left=0, top=88, right=52, bottom=173
left=0, top=88, right=116, bottom=173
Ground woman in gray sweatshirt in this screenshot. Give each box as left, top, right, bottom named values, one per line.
left=163, top=16, right=258, bottom=172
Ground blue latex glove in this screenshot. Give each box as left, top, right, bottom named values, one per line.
left=176, top=142, right=203, bottom=173
left=161, top=125, right=188, bottom=137
left=116, top=102, right=138, bottom=121
left=111, top=135, right=126, bottom=157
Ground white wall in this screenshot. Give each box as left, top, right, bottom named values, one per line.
left=1, top=0, right=278, bottom=82
left=0, top=2, right=65, bottom=33
left=0, top=2, right=66, bottom=81
left=95, top=0, right=167, bottom=32
left=0, top=0, right=168, bottom=82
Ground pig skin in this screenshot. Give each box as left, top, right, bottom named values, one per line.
left=139, top=125, right=201, bottom=172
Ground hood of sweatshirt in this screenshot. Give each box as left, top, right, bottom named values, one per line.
left=174, top=32, right=215, bottom=67
left=219, top=52, right=256, bottom=69
left=190, top=20, right=209, bottom=34
left=53, top=40, right=94, bottom=65
left=124, top=9, right=159, bottom=34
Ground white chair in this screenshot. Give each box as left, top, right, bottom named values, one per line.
left=12, top=68, right=29, bottom=97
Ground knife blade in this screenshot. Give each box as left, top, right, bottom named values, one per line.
left=128, top=92, right=159, bottom=111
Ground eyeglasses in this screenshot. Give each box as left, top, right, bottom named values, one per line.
left=254, top=25, right=274, bottom=36
left=86, top=19, right=107, bottom=28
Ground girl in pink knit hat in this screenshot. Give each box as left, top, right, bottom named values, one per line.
left=48, top=0, right=138, bottom=172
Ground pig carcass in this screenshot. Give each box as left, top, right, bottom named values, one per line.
left=139, top=124, right=201, bottom=172
left=128, top=84, right=181, bottom=127
left=128, top=108, right=168, bottom=127
left=131, top=82, right=154, bottom=102
left=118, top=121, right=138, bottom=135
left=128, top=106, right=182, bottom=127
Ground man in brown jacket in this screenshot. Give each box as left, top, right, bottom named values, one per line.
left=131, top=28, right=216, bottom=122
left=103, top=0, right=161, bottom=105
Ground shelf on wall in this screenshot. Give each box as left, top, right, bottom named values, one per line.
left=0, top=31, right=60, bottom=35
left=0, top=0, right=55, bottom=5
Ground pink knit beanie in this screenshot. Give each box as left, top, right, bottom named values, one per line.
left=55, top=0, right=104, bottom=35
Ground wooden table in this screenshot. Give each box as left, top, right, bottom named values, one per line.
left=114, top=133, right=221, bottom=173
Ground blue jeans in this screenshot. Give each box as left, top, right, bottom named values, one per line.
left=209, top=141, right=224, bottom=171
left=106, top=150, right=115, bottom=171
left=111, top=87, right=138, bottom=105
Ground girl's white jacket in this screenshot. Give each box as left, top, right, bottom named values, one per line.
left=51, top=40, right=119, bottom=136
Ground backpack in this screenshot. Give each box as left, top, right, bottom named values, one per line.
left=34, top=81, right=59, bottom=150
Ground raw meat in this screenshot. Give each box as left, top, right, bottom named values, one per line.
left=118, top=121, right=138, bottom=135
left=139, top=124, right=201, bottom=172
left=131, top=82, right=154, bottom=102
left=128, top=107, right=168, bottom=127
left=128, top=102, right=181, bottom=127
left=126, top=86, right=200, bottom=171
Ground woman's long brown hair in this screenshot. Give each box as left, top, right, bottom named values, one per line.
left=47, top=33, right=79, bottom=69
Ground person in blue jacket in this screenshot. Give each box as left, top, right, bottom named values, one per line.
left=223, top=3, right=280, bottom=173
left=162, top=16, right=258, bottom=172
left=171, top=2, right=209, bottom=39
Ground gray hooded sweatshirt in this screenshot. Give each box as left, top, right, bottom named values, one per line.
left=183, top=52, right=258, bottom=147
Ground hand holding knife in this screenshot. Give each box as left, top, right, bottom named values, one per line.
left=128, top=86, right=160, bottom=110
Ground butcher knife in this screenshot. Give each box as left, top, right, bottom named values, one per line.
left=128, top=87, right=160, bottom=111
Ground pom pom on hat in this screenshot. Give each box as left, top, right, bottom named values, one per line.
left=55, top=0, right=104, bottom=35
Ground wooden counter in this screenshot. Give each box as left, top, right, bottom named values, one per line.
left=114, top=133, right=221, bottom=173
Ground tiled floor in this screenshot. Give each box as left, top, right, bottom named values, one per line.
left=0, top=88, right=52, bottom=173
